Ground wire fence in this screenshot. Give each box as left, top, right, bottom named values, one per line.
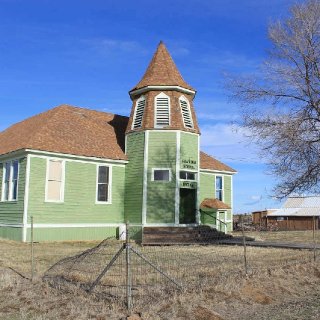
left=39, top=223, right=320, bottom=311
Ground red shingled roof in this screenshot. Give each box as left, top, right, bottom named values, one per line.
left=0, top=105, right=128, bottom=160
left=200, top=151, right=236, bottom=173
left=131, top=41, right=195, bottom=92
left=0, top=105, right=236, bottom=172
left=200, top=198, right=231, bottom=210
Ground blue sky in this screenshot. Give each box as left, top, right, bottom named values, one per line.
left=0, top=0, right=299, bottom=212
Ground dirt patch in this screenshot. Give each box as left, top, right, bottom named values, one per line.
left=193, top=306, right=224, bottom=320
left=240, top=283, right=273, bottom=304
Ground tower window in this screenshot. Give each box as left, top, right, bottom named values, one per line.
left=152, top=169, right=171, bottom=182
left=179, top=96, right=193, bottom=128
left=132, top=96, right=146, bottom=129
left=155, top=93, right=170, bottom=127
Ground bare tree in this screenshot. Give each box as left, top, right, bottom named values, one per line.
left=227, top=0, right=320, bottom=198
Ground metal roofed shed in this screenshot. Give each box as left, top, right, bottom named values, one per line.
left=266, top=196, right=320, bottom=231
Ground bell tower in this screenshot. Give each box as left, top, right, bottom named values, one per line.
left=125, top=42, right=200, bottom=226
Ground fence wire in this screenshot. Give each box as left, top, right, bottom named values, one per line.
left=42, top=226, right=319, bottom=310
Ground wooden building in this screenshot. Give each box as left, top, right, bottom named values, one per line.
left=0, top=42, right=236, bottom=242
left=266, top=196, right=320, bottom=231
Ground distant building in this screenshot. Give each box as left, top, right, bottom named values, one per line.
left=266, top=196, right=320, bottom=231
left=252, top=209, right=277, bottom=227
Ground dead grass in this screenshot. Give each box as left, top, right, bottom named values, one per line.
left=234, top=229, right=320, bottom=244
left=0, top=235, right=319, bottom=320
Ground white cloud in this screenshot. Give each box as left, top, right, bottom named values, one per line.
left=84, top=38, right=148, bottom=55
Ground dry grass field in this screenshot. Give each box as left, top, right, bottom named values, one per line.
left=0, top=231, right=319, bottom=320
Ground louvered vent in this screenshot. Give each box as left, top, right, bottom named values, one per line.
left=180, top=98, right=193, bottom=128
left=132, top=97, right=145, bottom=129
left=155, top=95, right=170, bottom=127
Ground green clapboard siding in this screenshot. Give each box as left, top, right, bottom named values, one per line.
left=199, top=172, right=233, bottom=232
left=147, top=131, right=177, bottom=223
left=0, top=157, right=26, bottom=224
left=0, top=226, right=23, bottom=241
left=125, top=132, right=145, bottom=223
left=26, top=226, right=118, bottom=242
left=28, top=157, right=125, bottom=224
left=180, top=132, right=199, bottom=171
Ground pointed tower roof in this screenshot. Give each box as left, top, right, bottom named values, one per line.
left=130, top=41, right=195, bottom=95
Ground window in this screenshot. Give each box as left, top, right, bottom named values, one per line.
left=132, top=96, right=145, bottom=129
left=46, top=159, right=64, bottom=202
left=1, top=160, right=19, bottom=201
left=179, top=96, right=193, bottom=128
left=180, top=171, right=196, bottom=180
left=97, top=165, right=110, bottom=202
left=152, top=169, right=171, bottom=182
left=215, top=176, right=223, bottom=201
left=155, top=92, right=170, bottom=127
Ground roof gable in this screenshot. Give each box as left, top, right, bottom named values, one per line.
left=200, top=151, right=236, bottom=173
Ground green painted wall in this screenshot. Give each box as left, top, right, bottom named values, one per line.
left=125, top=132, right=145, bottom=223
left=0, top=157, right=26, bottom=224
left=180, top=133, right=199, bottom=171
left=25, top=226, right=118, bottom=242
left=0, top=226, right=23, bottom=241
left=199, top=172, right=233, bottom=232
left=147, top=131, right=177, bottom=223
left=28, top=157, right=125, bottom=224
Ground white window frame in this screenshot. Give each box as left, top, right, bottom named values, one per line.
left=179, top=95, right=194, bottom=128
left=132, top=95, right=146, bottom=129
left=154, top=92, right=170, bottom=128
left=151, top=168, right=172, bottom=182
left=96, top=164, right=112, bottom=204
left=215, top=175, right=223, bottom=201
left=45, top=159, right=65, bottom=203
left=1, top=159, right=19, bottom=202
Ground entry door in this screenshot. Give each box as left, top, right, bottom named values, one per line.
left=179, top=188, right=196, bottom=224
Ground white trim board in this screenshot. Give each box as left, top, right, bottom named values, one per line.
left=26, top=223, right=126, bottom=228
left=26, top=150, right=128, bottom=166
left=22, top=154, right=31, bottom=242
left=129, top=85, right=196, bottom=98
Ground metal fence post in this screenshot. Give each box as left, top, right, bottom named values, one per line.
left=241, top=215, right=248, bottom=276
left=313, top=215, right=316, bottom=262
left=126, top=221, right=132, bottom=311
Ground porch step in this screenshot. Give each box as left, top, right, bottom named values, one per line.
left=142, top=226, right=233, bottom=245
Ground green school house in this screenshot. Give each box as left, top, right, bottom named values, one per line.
left=0, top=42, right=236, bottom=242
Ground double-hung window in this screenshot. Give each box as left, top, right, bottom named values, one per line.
left=215, top=176, right=223, bottom=201
left=46, top=159, right=64, bottom=202
left=1, top=160, right=19, bottom=201
left=97, top=165, right=110, bottom=202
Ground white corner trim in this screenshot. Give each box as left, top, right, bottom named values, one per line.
left=22, top=154, right=30, bottom=242
left=142, top=131, right=149, bottom=225
left=129, top=85, right=196, bottom=97
left=196, top=134, right=200, bottom=224
left=175, top=131, right=181, bottom=225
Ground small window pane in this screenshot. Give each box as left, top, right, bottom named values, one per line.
left=49, top=161, right=62, bottom=181
left=98, top=184, right=108, bottom=202
left=12, top=160, right=19, bottom=180
left=216, top=190, right=222, bottom=201
left=5, top=162, right=10, bottom=181
left=47, top=180, right=62, bottom=201
left=154, top=170, right=170, bottom=181
left=98, top=166, right=109, bottom=183
left=216, top=176, right=222, bottom=189
left=12, top=180, right=18, bottom=200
